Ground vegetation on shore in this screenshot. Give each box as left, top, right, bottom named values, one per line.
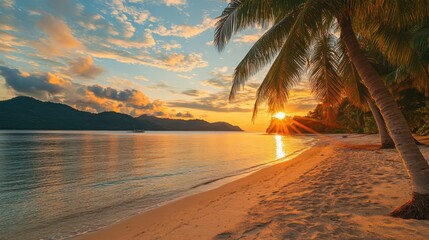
left=274, top=89, right=429, bottom=136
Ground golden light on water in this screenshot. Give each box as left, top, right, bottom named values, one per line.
left=273, top=112, right=286, bottom=120
left=275, top=135, right=286, bottom=159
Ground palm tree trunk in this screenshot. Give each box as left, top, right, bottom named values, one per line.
left=366, top=98, right=395, bottom=149
left=339, top=15, right=429, bottom=219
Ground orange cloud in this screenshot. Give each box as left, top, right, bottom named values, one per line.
left=233, top=32, right=264, bottom=43
left=0, top=66, right=171, bottom=117
left=0, top=32, right=27, bottom=52
left=35, top=14, right=83, bottom=55
left=153, top=16, right=214, bottom=38
left=68, top=55, right=104, bottom=79
left=160, top=53, right=208, bottom=72
left=90, top=49, right=207, bottom=72
left=0, top=24, right=13, bottom=31
left=106, top=30, right=155, bottom=49
left=85, top=85, right=169, bottom=116
left=1, top=0, right=14, bottom=8
left=47, top=73, right=68, bottom=85
left=162, top=42, right=181, bottom=51
left=163, top=0, right=186, bottom=6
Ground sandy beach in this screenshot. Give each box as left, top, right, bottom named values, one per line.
left=77, top=134, right=429, bottom=240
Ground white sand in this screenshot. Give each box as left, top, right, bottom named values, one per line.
left=76, top=134, right=429, bottom=240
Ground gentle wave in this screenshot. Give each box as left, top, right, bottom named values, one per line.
left=0, top=131, right=314, bottom=240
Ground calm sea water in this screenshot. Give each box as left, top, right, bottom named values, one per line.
left=0, top=131, right=315, bottom=240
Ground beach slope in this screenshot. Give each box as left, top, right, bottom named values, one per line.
left=77, top=134, right=429, bottom=240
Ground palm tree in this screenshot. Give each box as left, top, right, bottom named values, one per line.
left=342, top=29, right=428, bottom=147
left=309, top=24, right=395, bottom=148
left=214, top=0, right=429, bottom=219
left=339, top=64, right=395, bottom=148
left=309, top=18, right=428, bottom=148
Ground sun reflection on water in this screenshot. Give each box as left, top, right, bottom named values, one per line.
left=275, top=135, right=286, bottom=159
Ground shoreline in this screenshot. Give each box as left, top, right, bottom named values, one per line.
left=68, top=135, right=317, bottom=240
left=75, top=136, right=328, bottom=240
left=76, top=134, right=429, bottom=240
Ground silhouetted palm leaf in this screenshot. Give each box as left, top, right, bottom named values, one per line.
left=214, top=0, right=305, bottom=52
left=309, top=29, right=343, bottom=107
left=252, top=0, right=321, bottom=119
left=229, top=11, right=300, bottom=100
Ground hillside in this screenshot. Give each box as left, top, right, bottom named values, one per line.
left=138, top=115, right=242, bottom=131
left=0, top=97, right=242, bottom=131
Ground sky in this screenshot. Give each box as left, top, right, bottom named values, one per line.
left=0, top=0, right=317, bottom=131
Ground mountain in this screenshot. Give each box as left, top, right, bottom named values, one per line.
left=138, top=115, right=242, bottom=131
left=0, top=96, right=242, bottom=131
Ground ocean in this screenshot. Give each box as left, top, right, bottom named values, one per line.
left=0, top=131, right=315, bottom=240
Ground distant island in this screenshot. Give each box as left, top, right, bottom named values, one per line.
left=0, top=96, right=243, bottom=131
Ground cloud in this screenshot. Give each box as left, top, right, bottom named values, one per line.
left=162, top=42, right=181, bottom=51
left=202, top=78, right=229, bottom=88
left=78, top=21, right=98, bottom=31
left=35, top=14, right=83, bottom=55
left=169, top=68, right=259, bottom=113
left=92, top=14, right=104, bottom=21
left=88, top=40, right=207, bottom=72
left=110, top=0, right=153, bottom=39
left=109, top=1, right=137, bottom=38
left=155, top=52, right=208, bottom=72
left=2, top=0, right=14, bottom=8
left=0, top=66, right=169, bottom=116
left=134, top=75, right=150, bottom=82
left=107, top=30, right=155, bottom=49
left=170, top=86, right=254, bottom=113
left=163, top=0, right=186, bottom=6
left=87, top=85, right=149, bottom=106
left=0, top=32, right=27, bottom=53
left=0, top=24, right=13, bottom=31
left=182, top=89, right=206, bottom=97
left=68, top=56, right=104, bottom=79
left=175, top=111, right=194, bottom=118
left=134, top=10, right=150, bottom=24
left=176, top=73, right=195, bottom=79
left=121, top=21, right=136, bottom=38
left=214, top=66, right=228, bottom=73
left=232, top=32, right=264, bottom=44
left=169, top=99, right=250, bottom=113
left=143, top=82, right=174, bottom=91
left=202, top=68, right=231, bottom=88
left=37, top=14, right=81, bottom=47
left=83, top=86, right=168, bottom=116
left=0, top=66, right=69, bottom=99
left=153, top=16, right=215, bottom=38
left=107, top=24, right=120, bottom=35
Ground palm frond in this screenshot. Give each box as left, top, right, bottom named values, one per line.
left=337, top=39, right=369, bottom=110
left=383, top=67, right=409, bottom=86
left=214, top=0, right=246, bottom=52
left=229, top=10, right=300, bottom=100
left=309, top=29, right=343, bottom=107
left=214, top=0, right=305, bottom=52
left=352, top=0, right=429, bottom=31
left=410, top=25, right=429, bottom=52
left=252, top=0, right=321, bottom=120
left=361, top=22, right=429, bottom=94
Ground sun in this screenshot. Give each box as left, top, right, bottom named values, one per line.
left=273, top=112, right=286, bottom=120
